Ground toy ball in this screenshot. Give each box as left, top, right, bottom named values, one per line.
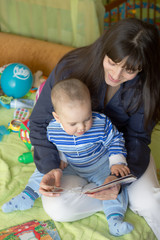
left=1, top=63, right=33, bottom=98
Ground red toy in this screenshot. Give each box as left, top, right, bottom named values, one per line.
left=19, top=119, right=32, bottom=150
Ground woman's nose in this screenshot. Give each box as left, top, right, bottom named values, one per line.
left=112, top=66, right=123, bottom=80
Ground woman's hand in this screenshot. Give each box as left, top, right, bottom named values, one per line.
left=39, top=168, right=62, bottom=197
left=86, top=175, right=120, bottom=200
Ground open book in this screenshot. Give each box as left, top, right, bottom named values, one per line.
left=84, top=174, right=137, bottom=194
left=47, top=174, right=137, bottom=195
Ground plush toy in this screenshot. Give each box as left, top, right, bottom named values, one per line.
left=33, top=70, right=47, bottom=88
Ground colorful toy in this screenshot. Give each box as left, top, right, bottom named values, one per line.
left=104, top=1, right=160, bottom=30
left=18, top=120, right=33, bottom=163
left=0, top=96, right=13, bottom=109
left=29, top=87, right=38, bottom=93
left=19, top=119, right=32, bottom=150
left=17, top=73, right=47, bottom=162
left=1, top=63, right=33, bottom=98
left=0, top=96, right=34, bottom=109
left=0, top=125, right=10, bottom=141
left=36, top=80, right=46, bottom=101
left=18, top=152, right=33, bottom=164
left=14, top=108, right=30, bottom=121
left=10, top=98, right=34, bottom=109
left=8, top=119, right=22, bottom=132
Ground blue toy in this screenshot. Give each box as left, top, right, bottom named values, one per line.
left=0, top=96, right=13, bottom=109
left=1, top=63, right=33, bottom=98
left=0, top=125, right=10, bottom=141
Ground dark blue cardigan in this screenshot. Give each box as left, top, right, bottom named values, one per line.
left=29, top=63, right=154, bottom=178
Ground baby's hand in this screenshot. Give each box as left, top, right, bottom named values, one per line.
left=111, top=164, right=130, bottom=177
left=60, top=160, right=68, bottom=170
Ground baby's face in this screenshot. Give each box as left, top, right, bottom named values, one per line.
left=57, top=99, right=92, bottom=136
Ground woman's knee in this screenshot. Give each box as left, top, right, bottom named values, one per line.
left=128, top=183, right=160, bottom=214
left=128, top=155, right=160, bottom=212
left=41, top=175, right=89, bottom=221
left=42, top=194, right=74, bottom=221
left=41, top=191, right=95, bottom=222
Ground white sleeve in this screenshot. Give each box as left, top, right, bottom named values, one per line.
left=109, top=154, right=127, bottom=168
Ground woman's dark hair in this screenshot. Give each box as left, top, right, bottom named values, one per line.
left=55, top=18, right=160, bottom=128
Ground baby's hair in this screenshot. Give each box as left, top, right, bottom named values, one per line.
left=51, top=78, right=90, bottom=112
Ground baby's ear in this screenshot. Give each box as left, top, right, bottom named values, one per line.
left=52, top=112, right=60, bottom=123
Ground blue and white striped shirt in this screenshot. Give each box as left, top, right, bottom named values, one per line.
left=47, top=112, right=127, bottom=168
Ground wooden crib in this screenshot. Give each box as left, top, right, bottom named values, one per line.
left=104, top=0, right=160, bottom=29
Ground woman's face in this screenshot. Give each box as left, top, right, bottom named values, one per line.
left=103, top=55, right=139, bottom=87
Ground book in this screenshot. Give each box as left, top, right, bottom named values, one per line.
left=84, top=174, right=137, bottom=194
left=39, top=220, right=61, bottom=240
left=48, top=174, right=137, bottom=195
left=0, top=219, right=61, bottom=240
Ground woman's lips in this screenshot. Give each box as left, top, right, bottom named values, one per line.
left=108, top=73, right=121, bottom=83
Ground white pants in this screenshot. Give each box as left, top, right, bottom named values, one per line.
left=42, top=156, right=160, bottom=239
left=127, top=156, right=160, bottom=239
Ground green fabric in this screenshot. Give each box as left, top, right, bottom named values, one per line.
left=0, top=95, right=158, bottom=239
left=150, top=124, right=160, bottom=181
left=0, top=0, right=105, bottom=47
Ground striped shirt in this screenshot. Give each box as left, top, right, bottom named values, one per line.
left=47, top=112, right=127, bottom=168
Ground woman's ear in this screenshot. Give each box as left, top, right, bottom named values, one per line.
left=52, top=112, right=60, bottom=123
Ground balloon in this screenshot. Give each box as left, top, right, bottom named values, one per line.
left=1, top=63, right=33, bottom=98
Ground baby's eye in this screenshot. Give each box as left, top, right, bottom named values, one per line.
left=85, top=117, right=91, bottom=122
left=70, top=123, right=76, bottom=126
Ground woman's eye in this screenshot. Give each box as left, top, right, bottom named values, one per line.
left=125, top=69, right=135, bottom=74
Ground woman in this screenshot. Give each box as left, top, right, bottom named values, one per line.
left=32, top=18, right=160, bottom=238
left=4, top=18, right=160, bottom=238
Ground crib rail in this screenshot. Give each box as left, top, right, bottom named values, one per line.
left=104, top=0, right=160, bottom=29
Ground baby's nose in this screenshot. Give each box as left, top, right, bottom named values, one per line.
left=78, top=123, right=85, bottom=131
